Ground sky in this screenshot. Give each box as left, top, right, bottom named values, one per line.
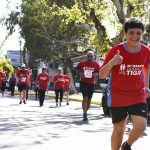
left=0, top=0, right=23, bottom=55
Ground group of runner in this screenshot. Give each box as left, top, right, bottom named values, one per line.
left=0, top=18, right=150, bottom=150
left=0, top=64, right=31, bottom=99
left=34, top=66, right=71, bottom=107
left=0, top=64, right=71, bottom=108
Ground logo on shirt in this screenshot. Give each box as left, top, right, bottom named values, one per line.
left=119, top=64, right=126, bottom=75
left=119, top=64, right=143, bottom=76
left=40, top=77, right=47, bottom=80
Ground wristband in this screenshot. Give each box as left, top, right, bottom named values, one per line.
left=108, top=61, right=113, bottom=68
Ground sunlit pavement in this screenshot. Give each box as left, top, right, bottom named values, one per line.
left=0, top=94, right=150, bottom=150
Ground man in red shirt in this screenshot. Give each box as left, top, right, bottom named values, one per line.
left=35, top=67, right=50, bottom=107
left=77, top=51, right=100, bottom=121
left=0, top=70, right=7, bottom=96
left=16, top=64, right=30, bottom=104
left=64, top=70, right=71, bottom=105
left=99, top=18, right=150, bottom=150
left=26, top=69, right=31, bottom=100
left=53, top=68, right=65, bottom=106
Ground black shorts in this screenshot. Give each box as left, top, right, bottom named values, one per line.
left=110, top=103, right=148, bottom=123
left=80, top=81, right=94, bottom=100
left=18, top=85, right=27, bottom=92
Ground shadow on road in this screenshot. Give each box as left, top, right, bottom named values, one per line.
left=0, top=96, right=119, bottom=149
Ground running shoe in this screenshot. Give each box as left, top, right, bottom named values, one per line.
left=23, top=100, right=26, bottom=104
left=59, top=102, right=61, bottom=106
left=121, top=142, right=132, bottom=150
left=83, top=112, right=88, bottom=121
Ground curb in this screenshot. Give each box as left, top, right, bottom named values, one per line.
left=14, top=92, right=101, bottom=105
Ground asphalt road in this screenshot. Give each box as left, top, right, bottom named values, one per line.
left=0, top=94, right=150, bottom=150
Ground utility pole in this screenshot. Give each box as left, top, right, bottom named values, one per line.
left=19, top=40, right=22, bottom=66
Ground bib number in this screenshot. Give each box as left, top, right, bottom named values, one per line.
left=84, top=70, right=93, bottom=78
left=21, top=77, right=26, bottom=82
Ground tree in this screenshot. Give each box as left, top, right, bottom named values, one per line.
left=5, top=0, right=150, bottom=61
left=0, top=0, right=11, bottom=53
left=19, top=1, right=89, bottom=67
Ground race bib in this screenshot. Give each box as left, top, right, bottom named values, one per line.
left=21, top=77, right=26, bottom=82
left=84, top=70, right=93, bottom=78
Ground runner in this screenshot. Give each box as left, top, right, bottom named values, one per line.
left=64, top=70, right=71, bottom=105
left=53, top=68, right=65, bottom=107
left=77, top=51, right=100, bottom=121
left=35, top=67, right=50, bottom=107
left=26, top=73, right=31, bottom=101
left=99, top=18, right=150, bottom=150
left=0, top=70, right=7, bottom=96
left=16, top=63, right=30, bottom=104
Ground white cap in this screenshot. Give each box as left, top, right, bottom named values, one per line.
left=57, top=67, right=62, bottom=71
left=87, top=51, right=94, bottom=56
left=21, top=63, right=26, bottom=68
left=42, top=66, right=47, bottom=69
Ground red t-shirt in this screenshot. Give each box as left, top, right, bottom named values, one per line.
left=16, top=69, right=30, bottom=85
left=101, top=43, right=150, bottom=107
left=77, top=60, right=100, bottom=84
left=64, top=75, right=71, bottom=89
left=26, top=77, right=31, bottom=88
left=53, top=74, right=65, bottom=90
left=36, top=73, right=50, bottom=90
left=0, top=71, right=7, bottom=87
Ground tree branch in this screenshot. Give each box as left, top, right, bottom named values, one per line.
left=111, top=0, right=125, bottom=24
left=89, top=8, right=112, bottom=45
left=126, top=0, right=134, bottom=18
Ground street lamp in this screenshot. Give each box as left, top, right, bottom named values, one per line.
left=147, top=25, right=150, bottom=46
left=19, top=40, right=22, bottom=66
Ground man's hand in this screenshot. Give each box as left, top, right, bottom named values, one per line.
left=111, top=50, right=123, bottom=66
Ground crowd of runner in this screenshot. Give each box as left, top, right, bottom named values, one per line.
left=0, top=18, right=150, bottom=150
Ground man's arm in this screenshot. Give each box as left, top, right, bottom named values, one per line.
left=76, top=66, right=84, bottom=80
left=47, top=75, right=50, bottom=88
left=99, top=50, right=123, bottom=79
